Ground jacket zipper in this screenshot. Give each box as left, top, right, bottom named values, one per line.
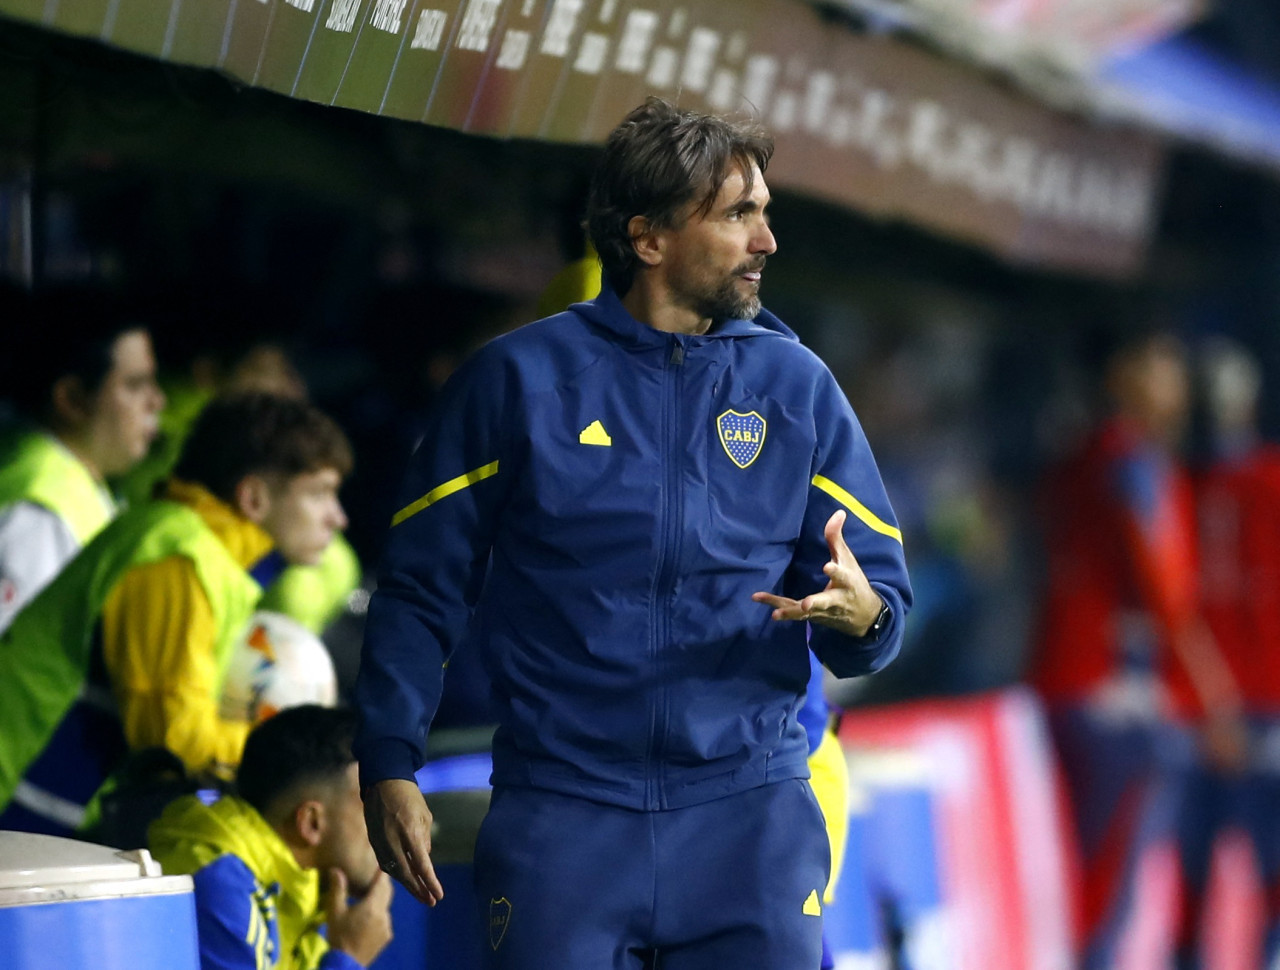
left=646, top=336, right=685, bottom=810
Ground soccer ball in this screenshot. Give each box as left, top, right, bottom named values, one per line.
left=220, top=610, right=338, bottom=723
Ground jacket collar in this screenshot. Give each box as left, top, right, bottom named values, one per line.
left=163, top=478, right=277, bottom=575
left=570, top=281, right=800, bottom=348
left=150, top=794, right=321, bottom=922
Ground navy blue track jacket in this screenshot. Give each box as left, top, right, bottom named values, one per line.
left=354, top=285, right=912, bottom=812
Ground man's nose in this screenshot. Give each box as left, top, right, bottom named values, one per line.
left=753, top=222, right=777, bottom=256
left=331, top=500, right=349, bottom=531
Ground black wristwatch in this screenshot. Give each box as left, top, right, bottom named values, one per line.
left=860, top=598, right=891, bottom=641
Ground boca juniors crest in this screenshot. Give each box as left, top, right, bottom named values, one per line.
left=717, top=409, right=767, bottom=468
left=489, top=897, right=512, bottom=950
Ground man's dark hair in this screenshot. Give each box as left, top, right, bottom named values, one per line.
left=585, top=98, right=774, bottom=295
left=236, top=705, right=356, bottom=817
left=5, top=288, right=148, bottom=421
left=171, top=392, right=353, bottom=504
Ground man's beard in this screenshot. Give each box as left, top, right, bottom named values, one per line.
left=681, top=261, right=765, bottom=323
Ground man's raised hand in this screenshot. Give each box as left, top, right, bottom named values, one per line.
left=751, top=509, right=884, bottom=637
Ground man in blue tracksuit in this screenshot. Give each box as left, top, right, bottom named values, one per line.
left=354, top=98, right=912, bottom=969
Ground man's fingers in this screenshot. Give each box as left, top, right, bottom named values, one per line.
left=326, top=868, right=349, bottom=919
left=822, top=561, right=858, bottom=588
left=751, top=591, right=795, bottom=609
left=398, top=844, right=444, bottom=905
left=411, top=856, right=445, bottom=905
left=752, top=591, right=806, bottom=621
left=390, top=817, right=444, bottom=905
left=824, top=510, right=852, bottom=562
left=363, top=780, right=445, bottom=906
left=365, top=870, right=394, bottom=909
left=386, top=834, right=436, bottom=904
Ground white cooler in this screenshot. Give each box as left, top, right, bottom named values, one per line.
left=0, top=832, right=199, bottom=969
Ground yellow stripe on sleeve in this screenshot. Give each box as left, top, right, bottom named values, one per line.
left=811, top=474, right=903, bottom=544
left=391, top=461, right=500, bottom=527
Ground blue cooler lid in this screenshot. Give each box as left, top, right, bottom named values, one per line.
left=0, top=832, right=193, bottom=907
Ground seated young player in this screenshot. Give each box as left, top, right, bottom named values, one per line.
left=150, top=705, right=393, bottom=970
left=0, top=392, right=351, bottom=836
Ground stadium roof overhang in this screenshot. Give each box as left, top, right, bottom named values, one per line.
left=0, top=0, right=1213, bottom=278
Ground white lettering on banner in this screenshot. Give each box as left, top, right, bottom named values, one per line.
left=771, top=90, right=798, bottom=132
left=668, top=6, right=686, bottom=38
left=821, top=86, right=1155, bottom=235
left=599, top=0, right=617, bottom=22
left=326, top=0, right=360, bottom=32
left=726, top=30, right=747, bottom=63
left=827, top=105, right=855, bottom=146
left=496, top=28, right=531, bottom=69
left=411, top=9, right=448, bottom=49
left=370, top=0, right=408, bottom=33
left=681, top=27, right=719, bottom=92
left=284, top=0, right=314, bottom=11
left=741, top=54, right=778, bottom=115
left=456, top=0, right=501, bottom=51
left=542, top=0, right=585, bottom=57
left=906, top=99, right=946, bottom=171
left=855, top=89, right=903, bottom=168
left=647, top=45, right=679, bottom=88
left=804, top=71, right=835, bottom=133
left=615, top=9, right=657, bottom=74
left=706, top=67, right=738, bottom=111
left=574, top=32, right=610, bottom=73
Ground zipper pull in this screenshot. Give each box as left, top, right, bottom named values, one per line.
left=670, top=341, right=684, bottom=366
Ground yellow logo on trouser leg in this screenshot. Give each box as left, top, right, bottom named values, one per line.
left=489, top=897, right=512, bottom=950
left=803, top=889, right=822, bottom=916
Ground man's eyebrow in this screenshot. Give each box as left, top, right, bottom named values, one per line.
left=727, top=196, right=770, bottom=214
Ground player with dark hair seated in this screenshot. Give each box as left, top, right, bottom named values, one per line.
left=150, top=705, right=393, bottom=970
left=0, top=392, right=352, bottom=837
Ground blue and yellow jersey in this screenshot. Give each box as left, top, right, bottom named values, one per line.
left=150, top=794, right=358, bottom=970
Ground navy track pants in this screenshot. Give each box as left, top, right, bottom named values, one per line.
left=473, top=779, right=830, bottom=969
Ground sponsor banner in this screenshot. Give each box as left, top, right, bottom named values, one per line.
left=579, top=0, right=677, bottom=142
left=423, top=0, right=509, bottom=131
left=836, top=688, right=1076, bottom=970
left=1, top=0, right=1165, bottom=275
left=538, top=0, right=626, bottom=143
left=380, top=0, right=469, bottom=121
left=460, top=0, right=549, bottom=136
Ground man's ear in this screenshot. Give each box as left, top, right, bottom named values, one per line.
left=628, top=215, right=664, bottom=268
left=234, top=474, right=272, bottom=524
left=50, top=375, right=90, bottom=428
left=294, top=799, right=326, bottom=849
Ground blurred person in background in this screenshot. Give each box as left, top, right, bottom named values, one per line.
left=1029, top=329, right=1244, bottom=970
left=117, top=336, right=362, bottom=639
left=0, top=393, right=351, bottom=838
left=1180, top=336, right=1280, bottom=969
left=800, top=654, right=854, bottom=970
left=356, top=98, right=910, bottom=969
left=150, top=705, right=393, bottom=970
left=0, top=288, right=165, bottom=632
